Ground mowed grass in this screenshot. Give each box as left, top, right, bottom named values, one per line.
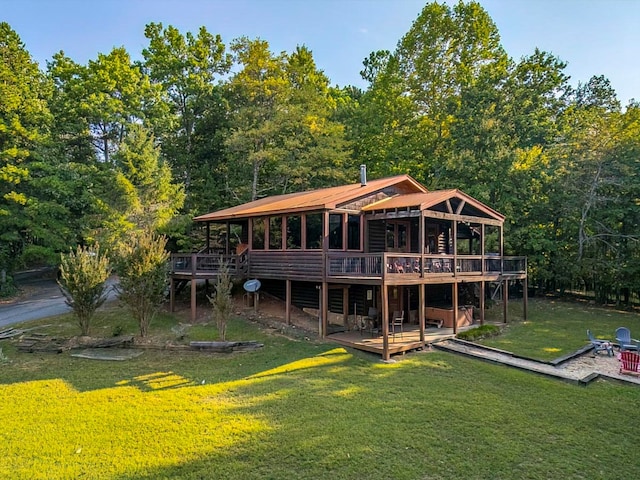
left=0, top=300, right=639, bottom=479
left=482, top=297, right=640, bottom=360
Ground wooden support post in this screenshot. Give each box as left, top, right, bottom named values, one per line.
left=452, top=282, right=459, bottom=334
left=170, top=277, right=175, bottom=312
left=382, top=283, right=389, bottom=361
left=523, top=277, right=528, bottom=321
left=503, top=279, right=509, bottom=324
left=206, top=222, right=211, bottom=253
left=419, top=283, right=425, bottom=345
left=321, top=281, right=328, bottom=338
left=190, top=278, right=197, bottom=322
left=343, top=287, right=349, bottom=327
left=285, top=279, right=291, bottom=325
left=479, top=281, right=485, bottom=325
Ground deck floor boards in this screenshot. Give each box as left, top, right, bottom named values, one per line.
left=327, top=324, right=476, bottom=357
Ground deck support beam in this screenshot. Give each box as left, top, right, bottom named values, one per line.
left=419, top=283, right=425, bottom=345
left=479, top=281, right=485, bottom=325
left=343, top=287, right=349, bottom=326
left=382, top=283, right=389, bottom=361
left=285, top=279, right=291, bottom=325
left=321, top=281, right=328, bottom=338
left=452, top=282, right=459, bottom=334
left=503, top=279, right=509, bottom=323
left=523, top=277, right=528, bottom=321
left=191, top=278, right=197, bottom=322
left=170, top=277, right=175, bottom=313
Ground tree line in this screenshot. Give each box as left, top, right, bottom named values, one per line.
left=1, top=1, right=639, bottom=304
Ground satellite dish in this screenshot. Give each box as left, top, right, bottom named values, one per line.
left=243, top=279, right=261, bottom=293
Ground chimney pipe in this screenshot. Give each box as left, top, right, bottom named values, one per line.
left=360, top=164, right=367, bottom=186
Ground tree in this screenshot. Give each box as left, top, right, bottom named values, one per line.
left=113, top=123, right=185, bottom=233
left=47, top=47, right=166, bottom=164
left=225, top=39, right=350, bottom=202
left=58, top=244, right=111, bottom=335
left=351, top=1, right=508, bottom=187
left=0, top=22, right=51, bottom=273
left=207, top=259, right=233, bottom=341
left=141, top=22, right=231, bottom=213
left=114, top=230, right=169, bottom=337
left=546, top=76, right=640, bottom=301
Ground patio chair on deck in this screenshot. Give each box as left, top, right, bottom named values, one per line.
left=390, top=310, right=404, bottom=341
left=366, top=307, right=379, bottom=336
left=619, top=350, right=640, bottom=376
left=615, top=327, right=639, bottom=352
left=586, top=329, right=613, bottom=356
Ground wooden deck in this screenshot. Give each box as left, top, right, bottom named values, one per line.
left=327, top=324, right=477, bottom=357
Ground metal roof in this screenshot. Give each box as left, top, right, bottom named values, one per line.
left=194, top=174, right=427, bottom=222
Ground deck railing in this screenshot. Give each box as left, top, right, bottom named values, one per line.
left=170, top=252, right=526, bottom=279
left=327, top=253, right=527, bottom=278
left=169, top=253, right=247, bottom=276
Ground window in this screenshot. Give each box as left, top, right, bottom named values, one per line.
left=286, top=215, right=301, bottom=249
left=305, top=213, right=322, bottom=249
left=328, top=213, right=343, bottom=250
left=397, top=223, right=407, bottom=250
left=252, top=217, right=265, bottom=250
left=386, top=221, right=410, bottom=251
left=386, top=223, right=395, bottom=249
left=347, top=214, right=361, bottom=250
left=269, top=217, right=282, bottom=250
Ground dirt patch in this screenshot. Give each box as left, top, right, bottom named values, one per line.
left=232, top=293, right=319, bottom=340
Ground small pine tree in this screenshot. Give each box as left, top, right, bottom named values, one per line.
left=58, top=245, right=111, bottom=336
left=114, top=230, right=169, bottom=337
left=208, top=259, right=233, bottom=341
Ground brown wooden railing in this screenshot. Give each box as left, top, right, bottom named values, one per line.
left=170, top=252, right=526, bottom=280
left=248, top=250, right=324, bottom=281
left=169, top=253, right=247, bottom=276
left=327, top=253, right=527, bottom=278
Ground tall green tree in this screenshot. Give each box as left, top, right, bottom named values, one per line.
left=47, top=47, right=181, bottom=249
left=141, top=23, right=231, bottom=213
left=350, top=1, right=508, bottom=187
left=547, top=76, right=640, bottom=300
left=48, top=47, right=165, bottom=164
left=112, top=124, right=185, bottom=235
left=225, top=39, right=350, bottom=202
left=0, top=22, right=52, bottom=271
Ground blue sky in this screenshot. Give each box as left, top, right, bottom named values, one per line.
left=3, top=0, right=639, bottom=105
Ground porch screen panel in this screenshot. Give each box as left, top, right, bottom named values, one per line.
left=347, top=214, right=361, bottom=250
left=252, top=217, right=265, bottom=250
left=305, top=213, right=322, bottom=249
left=484, top=225, right=500, bottom=254
left=269, top=217, right=282, bottom=250
left=286, top=215, right=301, bottom=249
left=329, top=213, right=343, bottom=250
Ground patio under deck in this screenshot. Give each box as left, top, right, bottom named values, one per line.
left=327, top=323, right=478, bottom=358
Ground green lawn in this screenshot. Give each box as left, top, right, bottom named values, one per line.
left=482, top=297, right=640, bottom=360
left=1, top=300, right=639, bottom=479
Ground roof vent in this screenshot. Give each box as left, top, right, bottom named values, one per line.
left=360, top=164, right=367, bottom=186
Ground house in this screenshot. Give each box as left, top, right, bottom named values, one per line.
left=169, top=167, right=527, bottom=360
